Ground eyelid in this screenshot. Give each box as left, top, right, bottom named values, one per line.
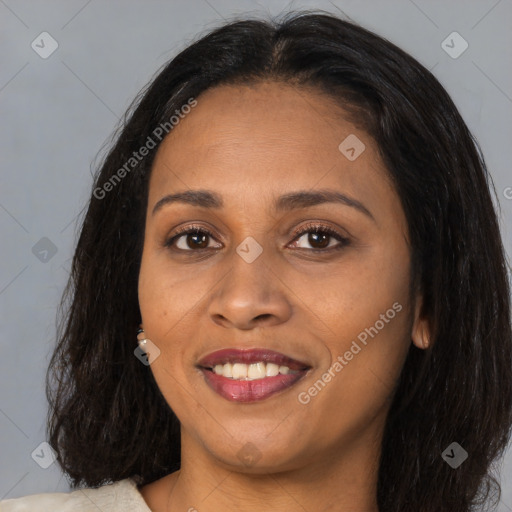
left=291, top=222, right=349, bottom=241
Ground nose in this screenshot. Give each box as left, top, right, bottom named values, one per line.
left=207, top=246, right=293, bottom=331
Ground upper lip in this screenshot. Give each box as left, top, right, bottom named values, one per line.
left=197, top=348, right=311, bottom=371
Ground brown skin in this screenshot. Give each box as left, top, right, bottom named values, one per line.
left=137, top=81, right=430, bottom=512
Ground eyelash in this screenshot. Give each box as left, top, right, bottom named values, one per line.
left=164, top=222, right=351, bottom=254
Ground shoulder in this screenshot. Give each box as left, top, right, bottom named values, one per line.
left=0, top=478, right=150, bottom=512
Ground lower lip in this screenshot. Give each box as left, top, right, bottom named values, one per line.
left=200, top=368, right=306, bottom=402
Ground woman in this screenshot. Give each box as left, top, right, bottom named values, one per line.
left=2, top=10, right=511, bottom=512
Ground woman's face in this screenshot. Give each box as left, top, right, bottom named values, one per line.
left=138, top=81, right=428, bottom=474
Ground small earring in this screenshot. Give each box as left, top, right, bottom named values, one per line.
left=137, top=324, right=148, bottom=348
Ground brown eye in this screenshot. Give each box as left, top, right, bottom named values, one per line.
left=165, top=227, right=221, bottom=251
left=182, top=231, right=209, bottom=249
left=289, top=224, right=350, bottom=252
left=306, top=232, right=331, bottom=249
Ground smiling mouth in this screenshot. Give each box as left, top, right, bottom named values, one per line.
left=197, top=348, right=311, bottom=402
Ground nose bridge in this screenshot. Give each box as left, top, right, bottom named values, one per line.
left=224, top=235, right=273, bottom=304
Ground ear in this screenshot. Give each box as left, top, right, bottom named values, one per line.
left=411, top=294, right=430, bottom=350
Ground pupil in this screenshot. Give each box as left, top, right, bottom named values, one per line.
left=309, top=232, right=329, bottom=248
left=188, top=232, right=208, bottom=249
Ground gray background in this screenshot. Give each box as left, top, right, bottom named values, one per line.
left=1, top=0, right=511, bottom=508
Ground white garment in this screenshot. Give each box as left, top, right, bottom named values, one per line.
left=0, top=477, right=151, bottom=512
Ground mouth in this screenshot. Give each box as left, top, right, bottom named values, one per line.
left=197, top=348, right=311, bottom=403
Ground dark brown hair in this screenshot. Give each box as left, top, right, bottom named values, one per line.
left=47, top=10, right=512, bottom=511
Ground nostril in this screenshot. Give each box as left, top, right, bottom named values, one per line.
left=255, top=314, right=272, bottom=321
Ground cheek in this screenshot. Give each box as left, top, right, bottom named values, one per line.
left=298, top=239, right=412, bottom=400
left=295, top=296, right=411, bottom=444
left=138, top=256, right=192, bottom=412
left=292, top=238, right=411, bottom=344
left=137, top=249, right=217, bottom=398
left=138, top=247, right=206, bottom=331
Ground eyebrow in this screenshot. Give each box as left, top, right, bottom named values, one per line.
left=152, top=188, right=375, bottom=221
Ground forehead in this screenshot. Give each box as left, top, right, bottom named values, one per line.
left=148, top=81, right=396, bottom=216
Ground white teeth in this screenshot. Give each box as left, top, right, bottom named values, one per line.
left=210, top=361, right=298, bottom=380
left=223, top=362, right=233, bottom=378
left=247, top=362, right=266, bottom=379
left=266, top=363, right=280, bottom=377
left=231, top=363, right=248, bottom=379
